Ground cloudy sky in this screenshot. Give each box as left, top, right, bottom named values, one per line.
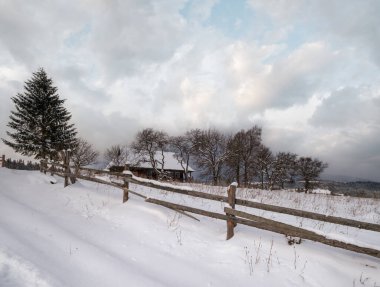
left=0, top=0, right=379, bottom=181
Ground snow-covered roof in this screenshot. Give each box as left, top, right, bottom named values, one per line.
left=129, top=151, right=194, bottom=172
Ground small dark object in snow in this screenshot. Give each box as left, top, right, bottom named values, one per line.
left=286, top=235, right=302, bottom=245
left=50, top=181, right=56, bottom=184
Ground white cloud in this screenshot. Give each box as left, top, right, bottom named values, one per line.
left=0, top=0, right=379, bottom=180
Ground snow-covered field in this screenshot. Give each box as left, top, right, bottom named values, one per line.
left=1, top=168, right=380, bottom=287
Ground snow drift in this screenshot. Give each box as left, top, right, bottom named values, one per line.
left=0, top=168, right=379, bottom=287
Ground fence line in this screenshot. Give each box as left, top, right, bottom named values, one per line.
left=234, top=198, right=380, bottom=232
left=225, top=208, right=380, bottom=258
left=61, top=167, right=380, bottom=231
left=124, top=174, right=380, bottom=233
left=40, top=160, right=380, bottom=259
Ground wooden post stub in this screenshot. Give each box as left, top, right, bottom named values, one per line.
left=64, top=151, right=69, bottom=187
left=226, top=182, right=237, bottom=240
left=123, top=187, right=129, bottom=203
left=123, top=177, right=130, bottom=203
left=228, top=184, right=236, bottom=208
left=50, top=162, right=55, bottom=176
left=226, top=218, right=234, bottom=240
left=43, top=158, right=47, bottom=174
left=65, top=150, right=76, bottom=184
left=1, top=155, right=5, bottom=167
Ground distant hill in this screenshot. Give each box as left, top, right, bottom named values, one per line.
left=319, top=180, right=380, bottom=198
left=320, top=173, right=377, bottom=183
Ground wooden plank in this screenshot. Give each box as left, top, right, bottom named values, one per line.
left=235, top=198, right=380, bottom=233
left=128, top=174, right=380, bottom=232
left=127, top=189, right=148, bottom=199
left=145, top=198, right=228, bottom=221
left=126, top=190, right=200, bottom=221
left=225, top=207, right=380, bottom=259
left=77, top=166, right=126, bottom=177
left=125, top=176, right=228, bottom=203
left=73, top=166, right=380, bottom=233
left=168, top=206, right=200, bottom=222
left=65, top=175, right=200, bottom=222
left=75, top=174, right=122, bottom=189
left=50, top=167, right=380, bottom=258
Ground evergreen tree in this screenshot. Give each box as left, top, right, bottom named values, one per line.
left=2, top=68, right=77, bottom=160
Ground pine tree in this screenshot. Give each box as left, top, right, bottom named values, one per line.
left=2, top=68, right=77, bottom=160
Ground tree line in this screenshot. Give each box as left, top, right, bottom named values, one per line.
left=2, top=158, right=40, bottom=170
left=104, top=127, right=328, bottom=191
left=2, top=68, right=327, bottom=192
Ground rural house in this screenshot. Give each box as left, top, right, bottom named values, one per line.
left=109, top=151, right=194, bottom=181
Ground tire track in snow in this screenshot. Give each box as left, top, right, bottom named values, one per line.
left=0, top=191, right=167, bottom=287
left=0, top=248, right=52, bottom=287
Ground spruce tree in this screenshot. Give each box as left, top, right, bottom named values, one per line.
left=2, top=68, right=77, bottom=160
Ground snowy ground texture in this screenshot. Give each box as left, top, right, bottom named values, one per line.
left=1, top=168, right=380, bottom=287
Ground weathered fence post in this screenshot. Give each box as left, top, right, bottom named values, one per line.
left=68, top=150, right=76, bottom=184
left=64, top=150, right=69, bottom=187
left=42, top=157, right=47, bottom=174
left=226, top=182, right=237, bottom=240
left=123, top=185, right=129, bottom=203
left=123, top=173, right=132, bottom=203
left=1, top=155, right=5, bottom=167
left=50, top=160, right=55, bottom=176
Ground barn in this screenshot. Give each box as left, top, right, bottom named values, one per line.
left=108, top=151, right=194, bottom=181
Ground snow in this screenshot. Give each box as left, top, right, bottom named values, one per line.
left=121, top=151, right=194, bottom=172
left=1, top=168, right=380, bottom=287
left=309, top=189, right=331, bottom=195
left=127, top=151, right=195, bottom=172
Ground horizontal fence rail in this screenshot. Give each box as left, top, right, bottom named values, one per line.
left=225, top=207, right=380, bottom=259
left=126, top=176, right=228, bottom=203
left=235, top=199, right=380, bottom=233
left=146, top=198, right=229, bottom=221
left=125, top=174, right=380, bottom=233
left=45, top=165, right=380, bottom=233
left=38, top=159, right=380, bottom=259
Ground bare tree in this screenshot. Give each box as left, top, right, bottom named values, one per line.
left=254, top=145, right=273, bottom=189
left=190, top=128, right=230, bottom=185
left=131, top=128, right=169, bottom=179
left=170, top=132, right=194, bottom=182
left=266, top=152, right=297, bottom=190
left=226, top=131, right=245, bottom=185
left=296, top=157, right=328, bottom=192
left=226, top=126, right=262, bottom=186
left=104, top=144, right=129, bottom=168
left=71, top=138, right=99, bottom=174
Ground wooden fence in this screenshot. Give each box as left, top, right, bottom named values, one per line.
left=41, top=159, right=380, bottom=259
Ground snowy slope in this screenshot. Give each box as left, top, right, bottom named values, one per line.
left=0, top=168, right=380, bottom=287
